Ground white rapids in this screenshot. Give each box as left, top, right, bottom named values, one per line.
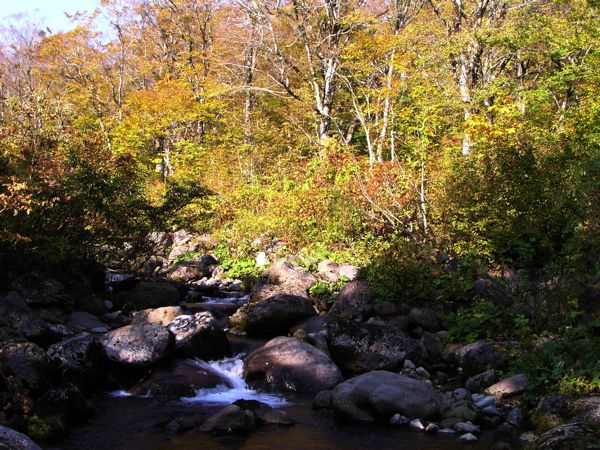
left=180, top=355, right=289, bottom=407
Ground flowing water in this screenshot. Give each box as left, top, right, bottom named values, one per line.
left=51, top=354, right=515, bottom=450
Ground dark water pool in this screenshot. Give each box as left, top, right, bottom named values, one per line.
left=48, top=394, right=519, bottom=450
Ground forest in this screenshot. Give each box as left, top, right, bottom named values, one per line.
left=0, top=0, right=599, bottom=449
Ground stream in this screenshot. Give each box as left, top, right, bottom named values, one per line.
left=49, top=275, right=514, bottom=449
left=49, top=350, right=511, bottom=450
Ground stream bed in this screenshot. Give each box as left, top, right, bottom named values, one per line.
left=48, top=355, right=513, bottom=450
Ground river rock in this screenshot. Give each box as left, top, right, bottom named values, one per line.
left=459, top=432, right=478, bottom=443
left=0, top=425, right=41, bottom=450
left=331, top=371, right=445, bottom=422
left=244, top=337, right=342, bottom=392
left=100, top=323, right=173, bottom=368
left=167, top=312, right=231, bottom=360
left=326, top=318, right=422, bottom=373
left=0, top=292, right=48, bottom=340
left=130, top=360, right=230, bottom=397
left=229, top=294, right=316, bottom=337
left=132, top=306, right=184, bottom=326
left=233, top=399, right=294, bottom=426
left=443, top=400, right=480, bottom=422
left=113, top=279, right=180, bottom=310
left=200, top=404, right=256, bottom=434
left=328, top=280, right=373, bottom=321
left=251, top=261, right=317, bottom=301
left=536, top=421, right=600, bottom=450
left=485, top=374, right=527, bottom=398
left=47, top=332, right=103, bottom=393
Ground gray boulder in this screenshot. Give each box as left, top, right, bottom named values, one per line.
left=100, top=323, right=173, bottom=368
left=326, top=318, right=422, bottom=373
left=229, top=294, right=316, bottom=337
left=331, top=371, right=445, bottom=422
left=167, top=312, right=231, bottom=360
left=244, top=337, right=342, bottom=392
left=0, top=425, right=41, bottom=450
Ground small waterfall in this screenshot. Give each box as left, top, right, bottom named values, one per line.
left=181, top=356, right=289, bottom=407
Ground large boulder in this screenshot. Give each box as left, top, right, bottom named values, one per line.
left=331, top=371, right=445, bottom=422
left=0, top=292, right=48, bottom=340
left=0, top=425, right=41, bottom=450
left=244, top=337, right=343, bottom=392
left=229, top=294, right=316, bottom=338
left=326, top=318, right=422, bottom=373
left=167, top=312, right=231, bottom=360
left=113, top=279, right=180, bottom=310
left=130, top=360, right=230, bottom=397
left=328, top=280, right=373, bottom=321
left=251, top=261, right=317, bottom=301
left=100, top=323, right=173, bottom=368
left=47, top=332, right=103, bottom=393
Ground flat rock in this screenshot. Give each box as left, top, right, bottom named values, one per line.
left=485, top=374, right=527, bottom=398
